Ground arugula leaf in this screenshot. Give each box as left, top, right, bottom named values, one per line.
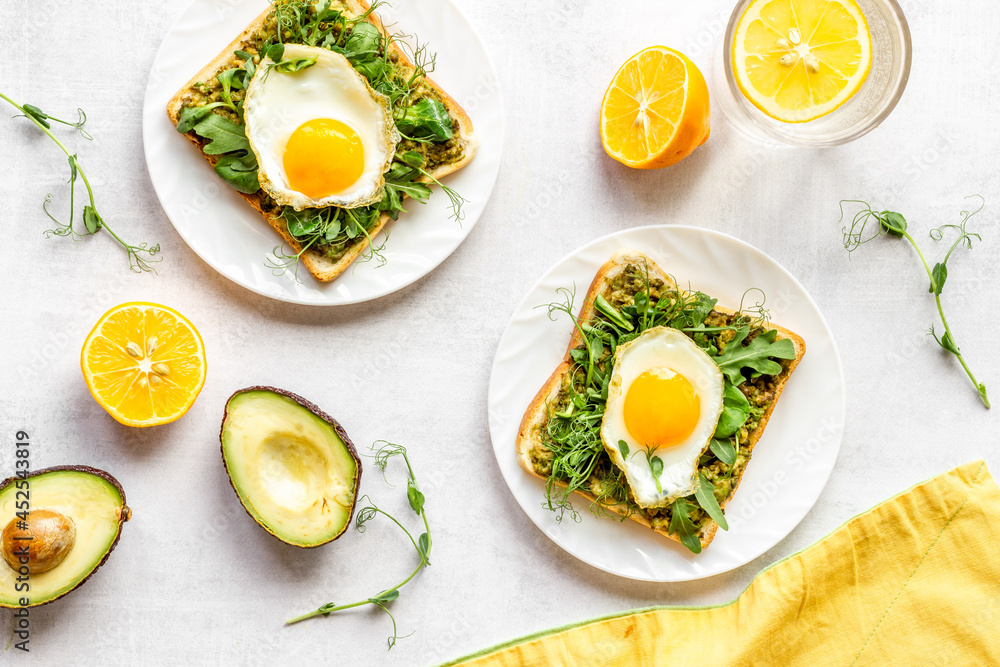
left=714, top=327, right=796, bottom=385
left=694, top=474, right=728, bottom=531
left=176, top=103, right=227, bottom=134
left=343, top=23, right=386, bottom=81
left=688, top=293, right=718, bottom=327
left=192, top=114, right=251, bottom=155
left=386, top=180, right=432, bottom=203
left=395, top=98, right=454, bottom=143
left=709, top=437, right=737, bottom=466
left=398, top=151, right=425, bottom=169
left=378, top=158, right=432, bottom=220
left=667, top=498, right=702, bottom=554
left=714, top=382, right=751, bottom=438
left=344, top=22, right=382, bottom=60
left=214, top=152, right=260, bottom=194
left=217, top=67, right=248, bottom=102
left=353, top=58, right=390, bottom=85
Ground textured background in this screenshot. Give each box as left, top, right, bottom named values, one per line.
left=1, top=0, right=998, bottom=664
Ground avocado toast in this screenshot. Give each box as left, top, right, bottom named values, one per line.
left=516, top=250, right=806, bottom=552
left=166, top=0, right=478, bottom=282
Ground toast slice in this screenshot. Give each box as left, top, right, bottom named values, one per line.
left=516, top=250, right=806, bottom=550
left=166, top=0, right=479, bottom=282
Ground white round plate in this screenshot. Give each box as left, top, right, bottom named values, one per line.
left=488, top=226, right=846, bottom=581
left=143, top=0, right=502, bottom=305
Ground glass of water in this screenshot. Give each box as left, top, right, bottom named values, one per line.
left=714, top=0, right=911, bottom=146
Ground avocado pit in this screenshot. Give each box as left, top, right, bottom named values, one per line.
left=2, top=509, right=77, bottom=575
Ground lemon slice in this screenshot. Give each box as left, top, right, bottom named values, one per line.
left=600, top=46, right=711, bottom=169
left=82, top=303, right=207, bottom=427
left=732, top=0, right=872, bottom=123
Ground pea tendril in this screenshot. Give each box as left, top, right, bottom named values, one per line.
left=0, top=92, right=161, bottom=273
left=286, top=442, right=430, bottom=651
left=841, top=197, right=989, bottom=408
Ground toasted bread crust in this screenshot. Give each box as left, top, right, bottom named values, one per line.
left=166, top=0, right=478, bottom=282
left=515, top=250, right=806, bottom=550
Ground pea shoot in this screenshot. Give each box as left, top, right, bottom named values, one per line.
left=0, top=92, right=160, bottom=273
left=286, top=442, right=430, bottom=650
left=841, top=197, right=990, bottom=408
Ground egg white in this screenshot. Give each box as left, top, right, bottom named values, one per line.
left=600, top=326, right=725, bottom=508
left=243, top=44, right=399, bottom=211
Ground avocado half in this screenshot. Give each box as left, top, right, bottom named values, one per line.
left=220, top=387, right=362, bottom=548
left=0, top=466, right=131, bottom=608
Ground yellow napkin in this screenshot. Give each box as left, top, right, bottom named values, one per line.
left=444, top=461, right=1000, bottom=667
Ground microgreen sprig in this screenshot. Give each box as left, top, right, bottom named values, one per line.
left=1, top=92, right=160, bottom=272
left=841, top=198, right=989, bottom=408
left=286, top=442, right=430, bottom=650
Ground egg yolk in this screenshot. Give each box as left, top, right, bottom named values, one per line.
left=283, top=118, right=365, bottom=198
left=623, top=369, right=701, bottom=449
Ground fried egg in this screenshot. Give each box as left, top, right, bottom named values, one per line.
left=243, top=44, right=399, bottom=211
left=601, top=326, right=725, bottom=508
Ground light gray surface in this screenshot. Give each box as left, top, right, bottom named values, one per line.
left=1, top=0, right=998, bottom=664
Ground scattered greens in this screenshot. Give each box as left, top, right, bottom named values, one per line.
left=176, top=0, right=465, bottom=280
left=640, top=445, right=664, bottom=494
left=715, top=328, right=796, bottom=385
left=395, top=98, right=454, bottom=143
left=714, top=383, right=751, bottom=439
left=694, top=474, right=728, bottom=532
left=667, top=498, right=702, bottom=554
left=259, top=43, right=319, bottom=81
left=286, top=442, right=430, bottom=650
left=841, top=198, right=989, bottom=408
left=536, top=265, right=793, bottom=552
left=0, top=92, right=160, bottom=272
left=709, top=437, right=737, bottom=466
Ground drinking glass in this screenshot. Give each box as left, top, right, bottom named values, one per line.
left=714, top=0, right=911, bottom=146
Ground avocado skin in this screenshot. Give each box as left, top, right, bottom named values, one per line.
left=220, top=386, right=363, bottom=549
left=0, top=465, right=131, bottom=609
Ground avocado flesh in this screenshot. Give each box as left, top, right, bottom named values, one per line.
left=222, top=388, right=361, bottom=548
left=0, top=469, right=129, bottom=607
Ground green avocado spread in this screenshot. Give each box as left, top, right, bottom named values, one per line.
left=528, top=262, right=794, bottom=539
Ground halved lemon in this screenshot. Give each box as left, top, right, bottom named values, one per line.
left=600, top=46, right=711, bottom=169
left=732, top=0, right=872, bottom=123
left=82, top=303, right=207, bottom=427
